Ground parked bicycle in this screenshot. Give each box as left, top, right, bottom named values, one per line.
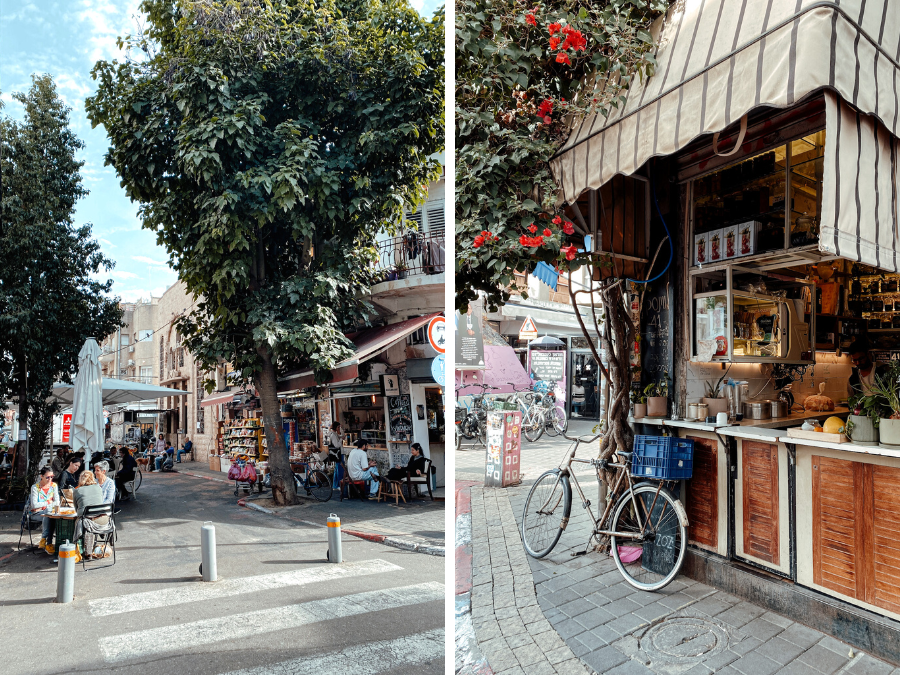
left=505, top=381, right=567, bottom=442
left=456, top=382, right=498, bottom=446
left=292, top=460, right=333, bottom=502
left=521, top=432, right=689, bottom=591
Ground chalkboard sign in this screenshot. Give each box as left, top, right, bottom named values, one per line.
left=530, top=351, right=565, bottom=382
left=640, top=279, right=674, bottom=381
left=389, top=395, right=412, bottom=439
left=640, top=492, right=680, bottom=575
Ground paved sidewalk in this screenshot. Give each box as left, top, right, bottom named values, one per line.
left=457, top=432, right=900, bottom=675
left=176, top=461, right=445, bottom=554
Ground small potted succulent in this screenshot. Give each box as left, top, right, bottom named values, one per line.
left=846, top=391, right=880, bottom=443
left=702, top=375, right=729, bottom=416
left=631, top=389, right=647, bottom=419
left=644, top=372, right=670, bottom=418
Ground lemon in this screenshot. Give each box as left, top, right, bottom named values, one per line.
left=823, top=416, right=845, bottom=434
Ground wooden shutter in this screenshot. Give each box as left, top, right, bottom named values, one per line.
left=872, top=465, right=900, bottom=613
left=686, top=436, right=717, bottom=548
left=742, top=442, right=779, bottom=565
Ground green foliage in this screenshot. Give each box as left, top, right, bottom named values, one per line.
left=0, top=75, right=123, bottom=480
left=86, top=0, right=444, bottom=385
left=455, top=0, right=666, bottom=310
left=866, top=361, right=900, bottom=419
left=643, top=371, right=669, bottom=398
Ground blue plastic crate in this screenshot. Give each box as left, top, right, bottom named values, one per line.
left=632, top=435, right=694, bottom=480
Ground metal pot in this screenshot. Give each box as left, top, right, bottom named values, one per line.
left=770, top=400, right=788, bottom=418
left=742, top=400, right=772, bottom=420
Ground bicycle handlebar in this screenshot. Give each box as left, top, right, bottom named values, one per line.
left=562, top=432, right=603, bottom=444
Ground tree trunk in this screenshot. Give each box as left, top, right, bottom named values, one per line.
left=256, top=344, right=297, bottom=506
left=16, top=351, right=28, bottom=479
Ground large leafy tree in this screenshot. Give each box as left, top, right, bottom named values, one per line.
left=86, top=0, right=444, bottom=505
left=0, top=75, right=123, bottom=485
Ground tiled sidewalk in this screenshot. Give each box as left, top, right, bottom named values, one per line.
left=459, top=439, right=899, bottom=675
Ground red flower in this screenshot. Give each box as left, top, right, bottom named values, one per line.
left=563, top=221, right=575, bottom=235
left=519, top=234, right=530, bottom=246
left=560, top=30, right=587, bottom=51
left=561, top=24, right=574, bottom=34
left=543, top=228, right=552, bottom=237
left=537, top=99, right=554, bottom=117
left=526, top=13, right=537, bottom=26
left=473, top=235, right=485, bottom=248
left=528, top=224, right=537, bottom=234
left=549, top=36, right=561, bottom=50
left=556, top=52, right=571, bottom=66
left=543, top=116, right=551, bottom=124
left=548, top=22, right=562, bottom=35
left=561, top=244, right=577, bottom=261
left=552, top=215, right=562, bottom=225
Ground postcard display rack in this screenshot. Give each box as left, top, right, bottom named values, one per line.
left=225, top=419, right=265, bottom=463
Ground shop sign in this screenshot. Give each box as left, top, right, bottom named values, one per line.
left=530, top=350, right=565, bottom=382
left=380, top=374, right=401, bottom=397
left=18, top=430, right=28, bottom=441
left=519, top=316, right=538, bottom=341
left=456, top=302, right=485, bottom=369
left=427, top=316, right=446, bottom=354
left=62, top=414, right=72, bottom=443
left=431, top=354, right=445, bottom=387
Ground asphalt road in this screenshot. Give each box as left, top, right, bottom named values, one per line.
left=0, top=470, right=445, bottom=675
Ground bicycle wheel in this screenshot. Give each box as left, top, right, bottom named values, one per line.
left=544, top=406, right=568, bottom=437
left=306, top=470, right=333, bottom=502
left=609, top=482, right=687, bottom=592
left=455, top=424, right=462, bottom=451
left=133, top=470, right=142, bottom=494
left=522, top=470, right=571, bottom=557
left=476, top=420, right=486, bottom=446
left=523, top=410, right=544, bottom=442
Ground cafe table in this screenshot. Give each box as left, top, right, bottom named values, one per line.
left=44, top=510, right=79, bottom=562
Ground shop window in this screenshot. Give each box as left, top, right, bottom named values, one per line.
left=691, top=131, right=825, bottom=261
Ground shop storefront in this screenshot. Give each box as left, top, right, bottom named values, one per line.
left=547, top=0, right=900, bottom=661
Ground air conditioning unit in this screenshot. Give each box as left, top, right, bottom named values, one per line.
left=127, top=360, right=135, bottom=366
left=129, top=346, right=135, bottom=353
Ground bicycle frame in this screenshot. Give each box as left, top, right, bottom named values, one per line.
left=540, top=435, right=668, bottom=543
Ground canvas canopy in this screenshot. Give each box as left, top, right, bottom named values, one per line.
left=550, top=0, right=900, bottom=271
left=51, top=377, right=190, bottom=406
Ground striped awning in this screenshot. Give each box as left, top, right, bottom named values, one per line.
left=551, top=0, right=900, bottom=210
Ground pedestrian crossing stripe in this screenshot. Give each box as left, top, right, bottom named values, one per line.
left=219, top=628, right=445, bottom=675
left=99, top=581, right=445, bottom=663
left=88, top=559, right=402, bottom=617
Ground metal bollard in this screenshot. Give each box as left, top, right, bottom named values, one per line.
left=326, top=514, right=342, bottom=563
left=56, top=540, right=75, bottom=603
left=201, top=521, right=217, bottom=582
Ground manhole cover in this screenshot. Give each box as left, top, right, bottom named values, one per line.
left=641, top=617, right=729, bottom=660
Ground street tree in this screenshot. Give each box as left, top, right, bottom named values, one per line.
left=0, top=75, right=123, bottom=484
left=86, top=0, right=444, bottom=505
left=456, top=0, right=667, bottom=482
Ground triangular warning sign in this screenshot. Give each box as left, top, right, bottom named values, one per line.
left=520, top=316, right=537, bottom=334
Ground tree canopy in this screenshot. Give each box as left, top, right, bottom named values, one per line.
left=455, top=0, right=665, bottom=311
left=0, top=74, right=123, bottom=483
left=86, top=0, right=444, bottom=504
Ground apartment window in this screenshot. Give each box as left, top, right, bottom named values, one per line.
left=426, top=200, right=445, bottom=231
left=120, top=335, right=129, bottom=346
left=140, top=366, right=152, bottom=384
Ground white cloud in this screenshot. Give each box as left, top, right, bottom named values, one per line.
left=98, top=238, right=116, bottom=249
left=132, top=255, right=169, bottom=267
left=110, top=270, right=138, bottom=280
left=75, top=0, right=144, bottom=64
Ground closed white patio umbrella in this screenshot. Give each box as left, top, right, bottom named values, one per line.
left=71, top=338, right=104, bottom=471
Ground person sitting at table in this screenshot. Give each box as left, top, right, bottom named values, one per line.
left=347, top=439, right=381, bottom=498
left=176, top=437, right=193, bottom=463
left=93, top=461, right=116, bottom=507
left=115, top=447, right=138, bottom=500
left=155, top=443, right=175, bottom=471
left=387, top=443, right=427, bottom=481
left=73, top=471, right=108, bottom=561
left=50, top=447, right=67, bottom=476
left=58, top=456, right=82, bottom=491
left=30, top=466, right=60, bottom=554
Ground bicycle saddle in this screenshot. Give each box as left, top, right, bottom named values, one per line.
left=615, top=451, right=633, bottom=459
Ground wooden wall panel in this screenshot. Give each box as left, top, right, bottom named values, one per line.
left=812, top=456, right=862, bottom=600
left=742, top=441, right=779, bottom=565
left=872, top=465, right=900, bottom=613
left=686, top=436, right=718, bottom=548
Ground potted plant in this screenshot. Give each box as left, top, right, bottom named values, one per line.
left=631, top=389, right=647, bottom=419
left=702, top=375, right=729, bottom=416
left=644, top=372, right=670, bottom=418
left=846, top=392, right=880, bottom=443
left=396, top=261, right=409, bottom=280
left=869, top=361, right=900, bottom=446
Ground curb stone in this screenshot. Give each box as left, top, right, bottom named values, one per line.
left=456, top=481, right=493, bottom=675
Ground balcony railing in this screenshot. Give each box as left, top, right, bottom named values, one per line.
left=374, top=229, right=445, bottom=281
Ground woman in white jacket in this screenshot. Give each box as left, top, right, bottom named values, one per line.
left=30, top=466, right=60, bottom=554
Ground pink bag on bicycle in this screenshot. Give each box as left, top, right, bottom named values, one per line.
left=240, top=464, right=257, bottom=483
left=227, top=464, right=242, bottom=481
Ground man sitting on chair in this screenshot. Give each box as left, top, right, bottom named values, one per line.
left=176, top=437, right=193, bottom=463
left=347, top=439, right=381, bottom=498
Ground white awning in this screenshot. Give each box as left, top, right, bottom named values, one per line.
left=51, top=377, right=190, bottom=406
left=551, top=0, right=900, bottom=210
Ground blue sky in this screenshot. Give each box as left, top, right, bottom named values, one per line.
left=0, top=0, right=444, bottom=302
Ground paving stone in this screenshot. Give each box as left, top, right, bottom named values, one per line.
left=573, top=606, right=617, bottom=631
left=604, top=612, right=648, bottom=636
left=585, top=623, right=620, bottom=646
left=546, top=646, right=573, bottom=665
left=681, top=664, right=714, bottom=675
left=514, top=642, right=546, bottom=667
left=753, top=636, right=806, bottom=665
left=600, top=583, right=637, bottom=602
left=626, top=589, right=661, bottom=607
left=558, top=597, right=597, bottom=618
left=584, top=591, right=613, bottom=608
left=567, top=638, right=593, bottom=658
left=729, top=651, right=782, bottom=675
left=486, top=647, right=519, bottom=672
left=798, top=644, right=851, bottom=675
left=505, top=633, right=534, bottom=649
left=817, top=634, right=853, bottom=656
left=604, top=596, right=643, bottom=615
left=579, top=645, right=628, bottom=673
left=740, top=616, right=784, bottom=642
left=715, top=601, right=768, bottom=628
left=728, top=636, right=763, bottom=656
left=526, top=618, right=554, bottom=636
left=554, top=657, right=591, bottom=675
left=476, top=621, right=502, bottom=641
left=606, top=659, right=655, bottom=675
left=554, top=617, right=589, bottom=640
left=632, top=601, right=672, bottom=623
left=495, top=605, right=519, bottom=620
left=500, top=619, right=528, bottom=638
left=780, top=622, right=826, bottom=650
left=760, top=610, right=793, bottom=629
left=519, top=660, right=557, bottom=675
left=845, top=654, right=897, bottom=675
left=656, top=591, right=695, bottom=610
left=519, top=604, right=544, bottom=624
left=495, top=666, right=526, bottom=675
left=547, top=588, right=581, bottom=606
left=532, top=629, right=566, bottom=651
left=775, top=660, right=823, bottom=675
left=700, top=648, right=740, bottom=671
left=478, top=636, right=509, bottom=655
